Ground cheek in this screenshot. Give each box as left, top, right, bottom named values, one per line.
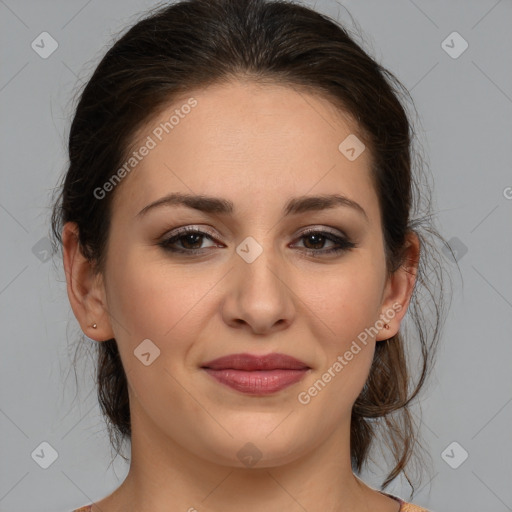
left=295, top=259, right=382, bottom=401
left=302, top=263, right=383, bottom=343
left=104, top=246, right=220, bottom=354
left=295, top=269, right=380, bottom=420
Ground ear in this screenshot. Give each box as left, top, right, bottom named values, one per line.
left=62, top=222, right=115, bottom=342
left=376, top=231, right=420, bottom=341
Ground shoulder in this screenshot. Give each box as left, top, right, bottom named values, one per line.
left=400, top=502, right=432, bottom=512
left=380, top=491, right=432, bottom=512
left=71, top=497, right=433, bottom=512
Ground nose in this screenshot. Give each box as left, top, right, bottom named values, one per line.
left=221, top=244, right=296, bottom=335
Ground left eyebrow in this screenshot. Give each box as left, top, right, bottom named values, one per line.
left=136, top=192, right=369, bottom=223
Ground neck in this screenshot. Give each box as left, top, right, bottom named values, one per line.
left=99, top=402, right=378, bottom=512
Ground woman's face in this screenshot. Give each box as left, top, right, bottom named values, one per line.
left=94, top=80, right=411, bottom=467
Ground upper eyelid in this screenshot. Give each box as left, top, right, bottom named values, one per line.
left=162, top=225, right=348, bottom=241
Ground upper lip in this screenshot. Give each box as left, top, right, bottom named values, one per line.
left=201, top=353, right=310, bottom=371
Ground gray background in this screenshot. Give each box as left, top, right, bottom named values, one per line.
left=1, top=0, right=511, bottom=511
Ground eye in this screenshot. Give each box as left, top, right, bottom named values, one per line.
left=158, top=226, right=356, bottom=257
left=291, top=228, right=356, bottom=257
left=158, top=226, right=221, bottom=254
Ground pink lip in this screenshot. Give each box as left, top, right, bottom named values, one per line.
left=203, top=368, right=309, bottom=394
left=202, top=352, right=309, bottom=371
left=201, top=353, right=310, bottom=395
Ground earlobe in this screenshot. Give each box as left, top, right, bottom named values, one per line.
left=376, top=231, right=420, bottom=341
left=62, top=222, right=114, bottom=342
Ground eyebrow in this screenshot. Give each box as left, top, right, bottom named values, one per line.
left=136, top=192, right=368, bottom=222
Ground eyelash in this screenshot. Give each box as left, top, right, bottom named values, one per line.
left=158, top=226, right=356, bottom=258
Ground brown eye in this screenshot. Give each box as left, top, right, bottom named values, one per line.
left=293, top=229, right=356, bottom=257
left=158, top=226, right=356, bottom=258
left=159, top=227, right=220, bottom=254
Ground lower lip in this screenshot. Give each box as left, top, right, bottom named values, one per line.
left=203, top=368, right=309, bottom=395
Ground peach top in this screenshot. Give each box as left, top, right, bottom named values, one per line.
left=72, top=491, right=432, bottom=511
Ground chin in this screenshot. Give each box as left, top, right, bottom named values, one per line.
left=195, top=424, right=312, bottom=469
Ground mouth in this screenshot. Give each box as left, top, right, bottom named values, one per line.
left=201, top=353, right=311, bottom=395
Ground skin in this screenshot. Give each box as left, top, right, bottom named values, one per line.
left=63, top=80, right=419, bottom=512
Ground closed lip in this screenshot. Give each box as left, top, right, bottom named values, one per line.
left=201, top=352, right=310, bottom=371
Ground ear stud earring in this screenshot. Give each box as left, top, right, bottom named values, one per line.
left=91, top=323, right=97, bottom=329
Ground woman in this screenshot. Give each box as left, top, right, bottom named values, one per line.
left=51, top=0, right=449, bottom=510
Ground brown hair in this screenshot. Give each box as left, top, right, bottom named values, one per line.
left=51, top=0, right=453, bottom=496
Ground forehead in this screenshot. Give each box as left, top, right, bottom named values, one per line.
left=111, top=80, right=377, bottom=221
